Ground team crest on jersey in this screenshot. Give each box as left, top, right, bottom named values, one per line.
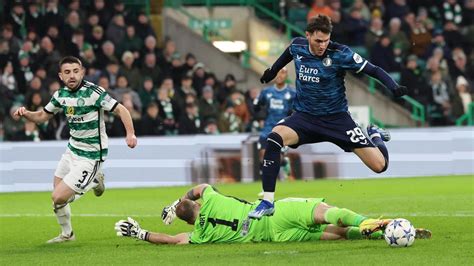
left=353, top=53, right=363, bottom=63
left=284, top=92, right=291, bottom=100
left=266, top=93, right=272, bottom=99
left=77, top=98, right=85, bottom=106
left=296, top=54, right=303, bottom=61
left=323, top=57, right=332, bottom=67
left=66, top=106, right=75, bottom=115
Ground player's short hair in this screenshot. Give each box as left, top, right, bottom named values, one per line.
left=59, top=56, right=82, bottom=70
left=306, top=15, right=333, bottom=34
left=176, top=199, right=196, bottom=224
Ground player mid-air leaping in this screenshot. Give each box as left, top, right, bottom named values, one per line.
left=248, top=15, right=408, bottom=220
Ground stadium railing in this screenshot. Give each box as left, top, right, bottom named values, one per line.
left=455, top=102, right=474, bottom=126
left=164, top=0, right=427, bottom=127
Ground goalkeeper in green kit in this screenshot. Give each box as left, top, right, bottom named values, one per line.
left=115, top=184, right=431, bottom=244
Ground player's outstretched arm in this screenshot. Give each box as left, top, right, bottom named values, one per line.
left=113, top=103, right=137, bottom=148
left=115, top=217, right=189, bottom=245
left=161, top=184, right=210, bottom=225
left=361, top=62, right=408, bottom=97
left=12, top=107, right=53, bottom=124
left=261, top=47, right=293, bottom=84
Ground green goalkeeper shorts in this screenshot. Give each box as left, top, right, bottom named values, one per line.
left=269, top=197, right=327, bottom=242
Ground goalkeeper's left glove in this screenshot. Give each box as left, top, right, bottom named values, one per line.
left=115, top=217, right=149, bottom=241
left=161, top=199, right=181, bottom=225
left=392, top=85, right=408, bottom=97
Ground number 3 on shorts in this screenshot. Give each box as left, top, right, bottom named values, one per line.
left=346, top=127, right=366, bottom=143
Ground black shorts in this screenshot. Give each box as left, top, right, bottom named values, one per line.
left=278, top=111, right=375, bottom=152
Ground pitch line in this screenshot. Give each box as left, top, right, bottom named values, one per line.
left=0, top=212, right=473, bottom=218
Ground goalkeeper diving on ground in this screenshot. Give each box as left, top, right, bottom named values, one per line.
left=115, top=184, right=431, bottom=244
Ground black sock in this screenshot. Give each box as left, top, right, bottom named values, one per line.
left=262, top=132, right=283, bottom=192
left=371, top=136, right=389, bottom=172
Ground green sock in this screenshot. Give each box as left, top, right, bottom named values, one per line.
left=324, top=207, right=367, bottom=227
left=346, top=227, right=363, bottom=240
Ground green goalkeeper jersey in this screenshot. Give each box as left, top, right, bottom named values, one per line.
left=189, top=186, right=270, bottom=244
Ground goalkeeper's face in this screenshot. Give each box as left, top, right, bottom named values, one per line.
left=59, top=63, right=85, bottom=90
left=306, top=31, right=330, bottom=57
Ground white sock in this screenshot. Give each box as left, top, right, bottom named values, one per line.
left=55, top=203, right=72, bottom=236
left=263, top=192, right=274, bottom=203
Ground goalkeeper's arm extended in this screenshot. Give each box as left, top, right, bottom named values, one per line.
left=115, top=217, right=189, bottom=245
left=161, top=184, right=211, bottom=225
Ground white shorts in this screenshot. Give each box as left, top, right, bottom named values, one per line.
left=54, top=149, right=103, bottom=194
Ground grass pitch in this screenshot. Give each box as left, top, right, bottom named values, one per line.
left=0, top=175, right=473, bottom=265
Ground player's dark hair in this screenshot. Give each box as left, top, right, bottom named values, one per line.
left=59, top=56, right=82, bottom=69
left=176, top=199, right=197, bottom=225
left=306, top=15, right=333, bottom=34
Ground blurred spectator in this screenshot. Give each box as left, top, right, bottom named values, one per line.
left=198, top=85, right=219, bottom=121
left=84, top=12, right=100, bottom=41
left=183, top=53, right=197, bottom=74
left=307, top=0, right=333, bottom=22
left=451, top=76, right=473, bottom=118
left=192, top=63, right=207, bottom=96
left=67, top=0, right=86, bottom=22
left=43, top=0, right=64, bottom=33
left=104, top=61, right=121, bottom=88
left=134, top=12, right=156, bottom=40
left=141, top=102, right=164, bottom=136
left=218, top=102, right=243, bottom=133
left=119, top=25, right=143, bottom=58
left=443, top=21, right=467, bottom=52
left=343, top=7, right=369, bottom=46
left=204, top=73, right=220, bottom=92
left=138, top=77, right=157, bottom=113
left=106, top=14, right=126, bottom=47
left=26, top=2, right=43, bottom=36
left=329, top=10, right=346, bottom=43
left=385, top=0, right=410, bottom=23
left=463, top=0, right=474, bottom=27
left=81, top=45, right=97, bottom=69
left=156, top=87, right=179, bottom=135
left=370, top=34, right=400, bottom=73
left=141, top=53, right=163, bottom=87
left=4, top=105, right=26, bottom=141
left=1, top=24, right=21, bottom=55
left=16, top=53, right=34, bottom=94
left=91, top=0, right=112, bottom=29
left=45, top=25, right=65, bottom=55
left=352, top=0, right=371, bottom=21
left=89, top=26, right=105, bottom=56
left=121, top=51, right=142, bottom=90
left=169, top=53, right=186, bottom=87
left=1, top=62, right=18, bottom=94
left=409, top=19, right=432, bottom=58
left=425, top=29, right=451, bottom=60
left=416, top=7, right=435, bottom=32
left=217, top=74, right=237, bottom=105
left=428, top=70, right=452, bottom=125
left=63, top=11, right=82, bottom=44
left=449, top=49, right=474, bottom=84
left=400, top=55, right=432, bottom=105
left=441, top=0, right=463, bottom=25
left=203, top=118, right=220, bottom=135
left=5, top=1, right=26, bottom=39
left=178, top=103, right=202, bottom=135
left=159, top=38, right=177, bottom=74
left=110, top=91, right=141, bottom=136
left=174, top=74, right=197, bottom=110
left=96, top=41, right=118, bottom=69
left=112, top=75, right=142, bottom=112
left=365, top=17, right=385, bottom=53
left=229, top=91, right=251, bottom=125
left=369, top=0, right=385, bottom=19
left=388, top=17, right=410, bottom=57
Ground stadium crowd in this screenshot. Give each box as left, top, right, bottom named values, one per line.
left=0, top=0, right=473, bottom=142
left=295, top=0, right=473, bottom=125
left=0, top=0, right=266, bottom=142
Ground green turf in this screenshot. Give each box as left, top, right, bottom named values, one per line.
left=1, top=175, right=473, bottom=265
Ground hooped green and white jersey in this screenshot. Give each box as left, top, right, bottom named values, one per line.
left=44, top=80, right=118, bottom=161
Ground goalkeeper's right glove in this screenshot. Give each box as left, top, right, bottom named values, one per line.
left=161, top=199, right=181, bottom=225
left=260, top=68, right=277, bottom=84
left=115, top=217, right=149, bottom=241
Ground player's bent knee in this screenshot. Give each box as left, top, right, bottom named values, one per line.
left=371, top=160, right=387, bottom=173
left=51, top=192, right=69, bottom=205
left=267, top=132, right=283, bottom=149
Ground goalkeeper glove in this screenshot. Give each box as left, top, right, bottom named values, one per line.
left=115, top=217, right=149, bottom=241
left=392, top=85, right=408, bottom=97
left=161, top=199, right=181, bottom=225
left=260, top=68, right=277, bottom=84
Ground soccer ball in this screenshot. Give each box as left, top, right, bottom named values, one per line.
left=384, top=218, right=416, bottom=247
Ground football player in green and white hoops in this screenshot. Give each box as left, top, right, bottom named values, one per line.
left=13, top=56, right=137, bottom=243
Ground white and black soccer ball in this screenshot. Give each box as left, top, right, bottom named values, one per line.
left=384, top=218, right=416, bottom=247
